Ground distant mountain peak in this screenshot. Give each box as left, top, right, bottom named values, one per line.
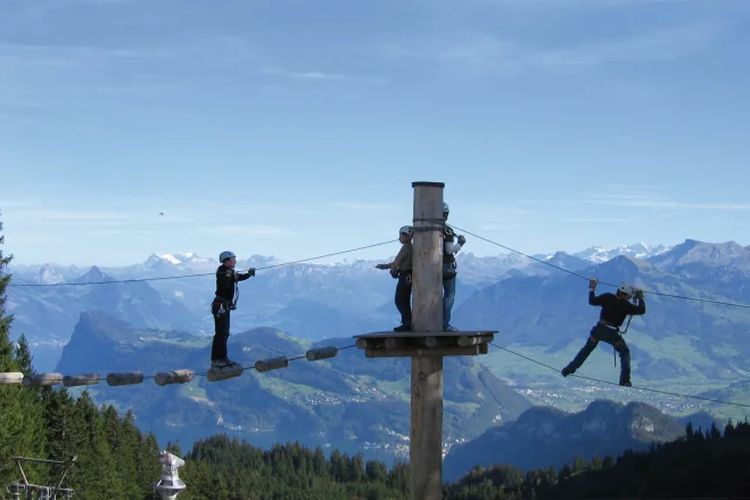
left=575, top=243, right=672, bottom=263
left=145, top=252, right=211, bottom=266
left=73, top=266, right=112, bottom=283
left=649, top=239, right=749, bottom=271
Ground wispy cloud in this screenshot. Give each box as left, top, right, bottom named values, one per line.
left=589, top=193, right=750, bottom=211
left=379, top=20, right=727, bottom=77
left=0, top=197, right=38, bottom=210
left=198, top=224, right=295, bottom=238
left=330, top=202, right=394, bottom=212
left=527, top=23, right=726, bottom=70
left=34, top=210, right=130, bottom=222
left=262, top=67, right=347, bottom=81
left=568, top=217, right=638, bottom=223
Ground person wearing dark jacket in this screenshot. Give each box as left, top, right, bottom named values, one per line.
left=211, top=250, right=255, bottom=368
left=561, top=279, right=646, bottom=386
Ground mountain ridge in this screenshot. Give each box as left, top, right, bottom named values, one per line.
left=443, top=398, right=703, bottom=481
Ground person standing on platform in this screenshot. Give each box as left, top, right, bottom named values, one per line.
left=376, top=225, right=414, bottom=332
left=442, top=202, right=466, bottom=331
left=211, top=251, right=255, bottom=368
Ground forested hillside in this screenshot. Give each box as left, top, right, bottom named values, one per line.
left=445, top=421, right=750, bottom=499
left=177, top=435, right=409, bottom=500
left=1, top=219, right=160, bottom=499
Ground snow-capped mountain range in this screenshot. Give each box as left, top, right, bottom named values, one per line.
left=571, top=243, right=673, bottom=263
left=11, top=242, right=673, bottom=285
left=7, top=239, right=750, bottom=373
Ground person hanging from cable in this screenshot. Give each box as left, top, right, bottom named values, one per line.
left=211, top=251, right=255, bottom=369
left=561, top=279, right=645, bottom=386
left=375, top=225, right=414, bottom=332
left=442, top=202, right=466, bottom=332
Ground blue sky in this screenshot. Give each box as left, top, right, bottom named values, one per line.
left=1, top=0, right=748, bottom=266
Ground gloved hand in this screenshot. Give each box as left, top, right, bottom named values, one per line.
left=635, top=289, right=644, bottom=300
left=589, top=278, right=598, bottom=290
left=457, top=235, right=466, bottom=246
left=390, top=269, right=399, bottom=279
left=247, top=268, right=256, bottom=277
left=375, top=263, right=390, bottom=270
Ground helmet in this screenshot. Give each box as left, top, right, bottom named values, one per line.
left=617, top=283, right=635, bottom=297
left=399, top=225, right=414, bottom=236
left=219, top=251, right=236, bottom=263
left=442, top=202, right=450, bottom=215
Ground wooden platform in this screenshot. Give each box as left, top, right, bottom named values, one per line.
left=354, top=330, right=495, bottom=358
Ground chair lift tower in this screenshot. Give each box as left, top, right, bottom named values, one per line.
left=355, top=182, right=495, bottom=500
left=6, top=456, right=75, bottom=500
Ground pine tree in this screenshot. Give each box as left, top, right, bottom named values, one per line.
left=65, top=392, right=124, bottom=499
left=0, top=215, right=46, bottom=487
left=0, top=216, right=13, bottom=372
left=14, top=335, right=34, bottom=374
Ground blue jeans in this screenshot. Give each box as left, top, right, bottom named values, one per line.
left=443, top=276, right=456, bottom=329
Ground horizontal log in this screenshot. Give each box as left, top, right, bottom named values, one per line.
left=207, top=364, right=243, bottom=382
left=106, top=372, right=144, bottom=386
left=155, top=370, right=194, bottom=386
left=355, top=338, right=369, bottom=349
left=365, top=344, right=489, bottom=358
left=23, top=373, right=63, bottom=387
left=255, top=357, right=289, bottom=372
left=306, top=346, right=338, bottom=361
left=423, top=336, right=438, bottom=348
left=0, top=372, right=24, bottom=385
left=385, top=338, right=407, bottom=350
left=63, top=373, right=101, bottom=387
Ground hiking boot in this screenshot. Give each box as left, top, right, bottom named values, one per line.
left=211, top=359, right=230, bottom=369
left=561, top=366, right=574, bottom=377
left=619, top=380, right=632, bottom=387
left=393, top=324, right=411, bottom=332
left=212, top=358, right=238, bottom=369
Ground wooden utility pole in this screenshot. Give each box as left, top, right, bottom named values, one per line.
left=410, top=181, right=445, bottom=500
left=354, top=181, right=495, bottom=500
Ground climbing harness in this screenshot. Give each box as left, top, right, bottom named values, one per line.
left=610, top=315, right=634, bottom=367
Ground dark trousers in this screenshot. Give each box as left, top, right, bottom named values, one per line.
left=395, top=272, right=412, bottom=326
left=565, top=324, right=631, bottom=383
left=211, top=302, right=231, bottom=361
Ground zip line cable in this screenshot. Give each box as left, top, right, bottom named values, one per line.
left=7, top=240, right=397, bottom=288
left=489, top=342, right=750, bottom=410
left=253, top=241, right=397, bottom=271
left=452, top=224, right=750, bottom=310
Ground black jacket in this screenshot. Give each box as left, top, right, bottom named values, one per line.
left=589, top=291, right=646, bottom=327
left=215, top=264, right=252, bottom=306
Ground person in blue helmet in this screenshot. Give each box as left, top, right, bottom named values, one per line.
left=561, top=279, right=646, bottom=386
left=211, top=251, right=255, bottom=368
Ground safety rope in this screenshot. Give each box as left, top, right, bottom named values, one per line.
left=489, top=342, right=750, bottom=409
left=451, top=224, right=750, bottom=310
left=7, top=240, right=397, bottom=288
